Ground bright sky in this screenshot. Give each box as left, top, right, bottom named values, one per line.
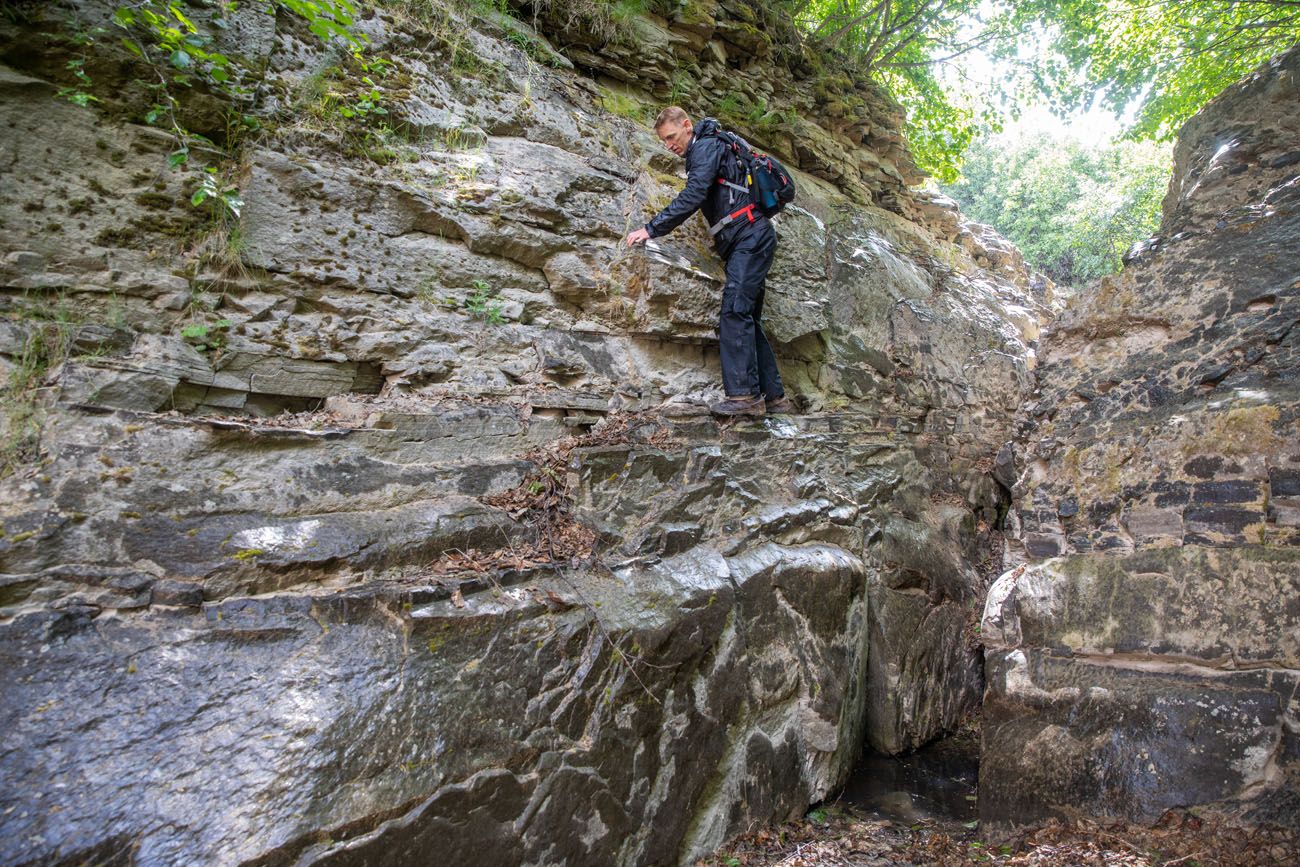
left=1002, top=103, right=1125, bottom=147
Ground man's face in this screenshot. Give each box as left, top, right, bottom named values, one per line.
left=657, top=118, right=693, bottom=157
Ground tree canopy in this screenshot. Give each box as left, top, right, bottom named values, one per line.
left=942, top=131, right=1171, bottom=285
left=791, top=0, right=1001, bottom=181
left=789, top=0, right=1300, bottom=179
left=998, top=0, right=1300, bottom=140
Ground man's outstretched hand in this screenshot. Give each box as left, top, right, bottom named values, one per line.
left=624, top=227, right=650, bottom=247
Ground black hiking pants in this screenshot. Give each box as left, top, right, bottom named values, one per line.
left=719, top=220, right=784, bottom=399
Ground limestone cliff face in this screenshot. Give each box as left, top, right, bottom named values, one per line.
left=983, top=46, right=1300, bottom=833
left=0, top=2, right=1043, bottom=865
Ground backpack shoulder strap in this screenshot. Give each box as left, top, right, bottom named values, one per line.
left=710, top=127, right=752, bottom=195
left=717, top=128, right=754, bottom=156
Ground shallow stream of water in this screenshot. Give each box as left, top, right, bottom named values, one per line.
left=834, top=733, right=979, bottom=829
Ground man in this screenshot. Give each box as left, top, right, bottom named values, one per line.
left=625, top=107, right=791, bottom=417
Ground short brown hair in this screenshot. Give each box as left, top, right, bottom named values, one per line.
left=654, top=106, right=690, bottom=130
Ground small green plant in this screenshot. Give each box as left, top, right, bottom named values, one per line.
left=1, top=295, right=82, bottom=477
left=745, top=98, right=796, bottom=131
left=610, top=0, right=648, bottom=24
left=191, top=167, right=242, bottom=219
left=524, top=465, right=561, bottom=495
left=451, top=161, right=481, bottom=185
left=339, top=81, right=388, bottom=120
left=308, top=60, right=389, bottom=125
left=58, top=58, right=98, bottom=107
left=355, top=52, right=392, bottom=77
left=442, top=124, right=482, bottom=151
left=504, top=28, right=532, bottom=53
left=667, top=71, right=691, bottom=105
left=335, top=55, right=392, bottom=121
left=715, top=90, right=746, bottom=119
left=299, top=54, right=411, bottom=163
left=807, top=808, right=827, bottom=823
left=503, top=26, right=566, bottom=69
left=464, top=279, right=504, bottom=325
left=353, top=124, right=419, bottom=165
left=180, top=318, right=232, bottom=351
left=48, top=18, right=107, bottom=106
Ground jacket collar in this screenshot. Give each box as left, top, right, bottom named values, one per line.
left=686, top=117, right=720, bottom=159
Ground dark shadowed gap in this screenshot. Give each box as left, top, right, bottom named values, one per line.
left=833, top=729, right=979, bottom=829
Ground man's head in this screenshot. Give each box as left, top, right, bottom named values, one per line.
left=654, top=106, right=693, bottom=156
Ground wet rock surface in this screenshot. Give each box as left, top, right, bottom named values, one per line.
left=983, top=46, right=1300, bottom=835
left=2, top=530, right=865, bottom=866
left=0, top=406, right=1003, bottom=866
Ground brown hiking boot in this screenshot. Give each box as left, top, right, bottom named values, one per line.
left=765, top=394, right=795, bottom=414
left=709, top=394, right=765, bottom=417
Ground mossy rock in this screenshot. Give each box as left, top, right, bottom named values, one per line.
left=675, top=0, right=718, bottom=28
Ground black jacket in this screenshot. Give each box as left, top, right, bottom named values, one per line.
left=644, top=118, right=767, bottom=258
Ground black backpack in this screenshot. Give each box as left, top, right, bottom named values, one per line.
left=715, top=128, right=796, bottom=218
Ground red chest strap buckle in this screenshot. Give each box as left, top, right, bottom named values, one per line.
left=708, top=203, right=756, bottom=237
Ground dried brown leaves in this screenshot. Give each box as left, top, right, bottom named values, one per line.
left=425, top=545, right=559, bottom=578
left=433, top=412, right=671, bottom=576
left=700, top=807, right=1299, bottom=867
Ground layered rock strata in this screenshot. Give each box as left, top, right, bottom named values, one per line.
left=982, top=45, right=1300, bottom=833
left=1, top=1, right=1042, bottom=863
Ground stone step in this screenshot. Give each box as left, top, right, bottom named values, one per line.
left=1, top=401, right=927, bottom=615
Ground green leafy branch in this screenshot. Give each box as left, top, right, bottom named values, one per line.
left=58, top=58, right=98, bottom=107
left=112, top=3, right=241, bottom=94
left=58, top=1, right=370, bottom=187
left=993, top=0, right=1300, bottom=141
left=50, top=18, right=107, bottom=107
left=279, top=0, right=363, bottom=46
left=109, top=1, right=266, bottom=169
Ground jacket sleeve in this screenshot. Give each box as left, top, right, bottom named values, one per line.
left=645, top=138, right=721, bottom=238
